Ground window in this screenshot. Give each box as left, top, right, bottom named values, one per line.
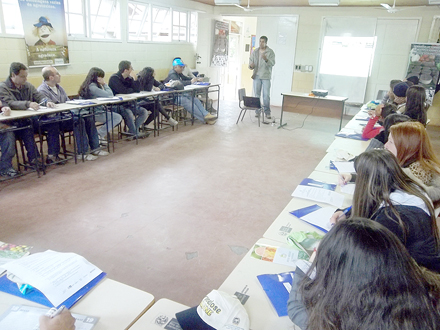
left=172, top=10, right=187, bottom=42
left=64, top=0, right=85, bottom=36
left=89, top=0, right=120, bottom=39
left=189, top=11, right=197, bottom=45
left=128, top=1, right=150, bottom=41
left=152, top=6, right=170, bottom=42
left=0, top=0, right=24, bottom=35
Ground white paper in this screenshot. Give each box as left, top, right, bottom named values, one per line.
left=300, top=206, right=337, bottom=231
left=0, top=305, right=99, bottom=330
left=332, top=161, right=356, bottom=173
left=2, top=250, right=102, bottom=307
left=292, top=185, right=344, bottom=208
left=340, top=183, right=356, bottom=195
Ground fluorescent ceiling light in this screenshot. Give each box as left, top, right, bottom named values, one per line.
left=214, top=0, right=241, bottom=5
left=308, top=0, right=339, bottom=6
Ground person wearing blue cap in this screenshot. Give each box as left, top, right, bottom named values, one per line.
left=33, top=16, right=56, bottom=46
left=164, top=59, right=217, bottom=124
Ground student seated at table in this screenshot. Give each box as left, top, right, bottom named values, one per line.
left=0, top=62, right=57, bottom=168
left=399, top=85, right=428, bottom=126
left=39, top=308, right=75, bottom=330
left=287, top=218, right=440, bottom=330
left=0, top=101, right=18, bottom=177
left=380, top=79, right=401, bottom=105
left=164, top=58, right=217, bottom=125
left=362, top=103, right=396, bottom=140
left=77, top=67, right=123, bottom=143
left=385, top=121, right=440, bottom=203
left=38, top=66, right=111, bottom=161
left=108, top=60, right=149, bottom=139
left=332, top=149, right=440, bottom=272
left=365, top=113, right=410, bottom=150
left=392, top=81, right=409, bottom=112
left=137, top=66, right=178, bottom=127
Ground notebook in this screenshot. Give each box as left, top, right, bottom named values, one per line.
left=243, top=96, right=261, bottom=108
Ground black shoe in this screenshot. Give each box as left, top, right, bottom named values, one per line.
left=29, top=159, right=44, bottom=170
left=0, top=167, right=18, bottom=177
left=46, top=155, right=67, bottom=165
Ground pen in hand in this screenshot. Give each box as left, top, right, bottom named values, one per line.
left=337, top=206, right=352, bottom=221
left=47, top=305, right=65, bottom=318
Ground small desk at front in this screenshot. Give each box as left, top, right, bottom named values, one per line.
left=280, top=93, right=348, bottom=130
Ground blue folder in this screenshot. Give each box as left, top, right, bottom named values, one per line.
left=257, top=271, right=295, bottom=317
left=0, top=272, right=106, bottom=309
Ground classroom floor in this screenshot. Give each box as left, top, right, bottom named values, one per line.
left=1, top=101, right=439, bottom=307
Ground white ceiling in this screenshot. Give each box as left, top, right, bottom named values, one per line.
left=190, top=0, right=435, bottom=7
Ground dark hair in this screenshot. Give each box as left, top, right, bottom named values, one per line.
left=352, top=149, right=438, bottom=245
left=380, top=103, right=397, bottom=120
left=137, top=67, right=155, bottom=91
left=405, top=85, right=428, bottom=126
left=301, top=218, right=440, bottom=330
left=406, top=75, right=420, bottom=85
left=260, top=36, right=268, bottom=42
left=382, top=113, right=411, bottom=143
left=9, top=62, right=27, bottom=77
left=78, top=67, right=105, bottom=99
left=118, top=60, right=131, bottom=73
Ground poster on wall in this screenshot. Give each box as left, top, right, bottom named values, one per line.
left=18, top=0, right=69, bottom=67
left=211, top=20, right=229, bottom=67
left=406, top=43, right=440, bottom=103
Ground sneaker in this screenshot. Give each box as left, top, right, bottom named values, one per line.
left=168, top=117, right=178, bottom=127
left=92, top=150, right=109, bottom=157
left=46, top=155, right=67, bottom=165
left=29, top=158, right=44, bottom=170
left=206, top=119, right=217, bottom=125
left=137, top=131, right=150, bottom=139
left=85, top=154, right=98, bottom=161
left=204, top=113, right=217, bottom=121
left=255, top=113, right=260, bottom=117
left=266, top=114, right=272, bottom=119
left=99, top=136, right=108, bottom=146
left=0, top=167, right=18, bottom=177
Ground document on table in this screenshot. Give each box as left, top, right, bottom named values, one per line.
left=292, top=185, right=344, bottom=208
left=299, top=206, right=337, bottom=232
left=0, top=305, right=99, bottom=330
left=331, top=161, right=356, bottom=173
left=1, top=250, right=103, bottom=307
left=340, top=183, right=355, bottom=195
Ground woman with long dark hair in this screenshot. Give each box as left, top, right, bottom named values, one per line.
left=401, top=85, right=428, bottom=125
left=332, top=149, right=440, bottom=272
left=78, top=67, right=122, bottom=142
left=385, top=121, right=440, bottom=203
left=288, top=218, right=440, bottom=330
left=137, top=67, right=178, bottom=127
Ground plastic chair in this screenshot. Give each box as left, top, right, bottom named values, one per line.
left=236, top=88, right=263, bottom=127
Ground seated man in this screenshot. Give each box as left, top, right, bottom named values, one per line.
left=164, top=59, right=216, bottom=125
left=0, top=101, right=18, bottom=177
left=37, top=66, right=110, bottom=161
left=0, top=62, right=57, bottom=168
left=108, top=60, right=148, bottom=139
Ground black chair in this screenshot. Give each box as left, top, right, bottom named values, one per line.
left=237, top=88, right=263, bottom=127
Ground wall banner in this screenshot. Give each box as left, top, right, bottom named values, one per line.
left=211, top=20, right=229, bottom=67
left=18, top=0, right=69, bottom=67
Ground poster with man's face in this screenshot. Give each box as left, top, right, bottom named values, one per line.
left=18, top=0, right=69, bottom=67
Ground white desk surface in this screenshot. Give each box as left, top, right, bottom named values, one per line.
left=218, top=237, right=299, bottom=330
left=326, top=136, right=369, bottom=156
left=281, top=92, right=348, bottom=103
left=129, top=298, right=189, bottom=330
left=263, top=171, right=352, bottom=244
left=0, top=278, right=154, bottom=330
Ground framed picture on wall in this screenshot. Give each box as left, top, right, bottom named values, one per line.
left=250, top=35, right=256, bottom=55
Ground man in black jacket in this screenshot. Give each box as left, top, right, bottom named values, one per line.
left=109, top=61, right=148, bottom=138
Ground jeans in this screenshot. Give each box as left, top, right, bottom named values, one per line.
left=177, top=94, right=209, bottom=123
left=94, top=110, right=122, bottom=138
left=253, top=78, right=271, bottom=115
left=140, top=100, right=170, bottom=126
left=0, top=130, right=16, bottom=170
left=32, top=116, right=61, bottom=156
left=117, top=104, right=148, bottom=135
left=74, top=115, right=100, bottom=154
left=15, top=120, right=39, bottom=162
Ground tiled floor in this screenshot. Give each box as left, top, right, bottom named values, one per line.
left=1, top=101, right=438, bottom=307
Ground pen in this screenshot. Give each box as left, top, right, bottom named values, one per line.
left=47, top=305, right=65, bottom=319
left=337, top=206, right=352, bottom=221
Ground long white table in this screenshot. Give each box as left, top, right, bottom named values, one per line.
left=0, top=278, right=154, bottom=330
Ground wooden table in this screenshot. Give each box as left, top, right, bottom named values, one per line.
left=280, top=92, right=348, bottom=130
left=0, top=278, right=154, bottom=330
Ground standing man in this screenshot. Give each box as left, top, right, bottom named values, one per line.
left=249, top=36, right=275, bottom=119
left=109, top=60, right=148, bottom=139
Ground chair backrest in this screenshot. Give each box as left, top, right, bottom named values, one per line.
left=376, top=89, right=387, bottom=100
left=238, top=88, right=246, bottom=102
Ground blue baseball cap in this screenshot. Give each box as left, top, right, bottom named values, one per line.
left=172, top=59, right=185, bottom=67
left=34, top=17, right=53, bottom=28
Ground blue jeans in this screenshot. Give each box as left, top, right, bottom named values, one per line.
left=177, top=94, right=209, bottom=123
left=253, top=78, right=271, bottom=115
left=14, top=120, right=39, bottom=162
left=94, top=109, right=122, bottom=138
left=74, top=115, right=100, bottom=154
left=0, top=130, right=16, bottom=170
left=117, top=104, right=148, bottom=135
left=32, top=116, right=62, bottom=156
